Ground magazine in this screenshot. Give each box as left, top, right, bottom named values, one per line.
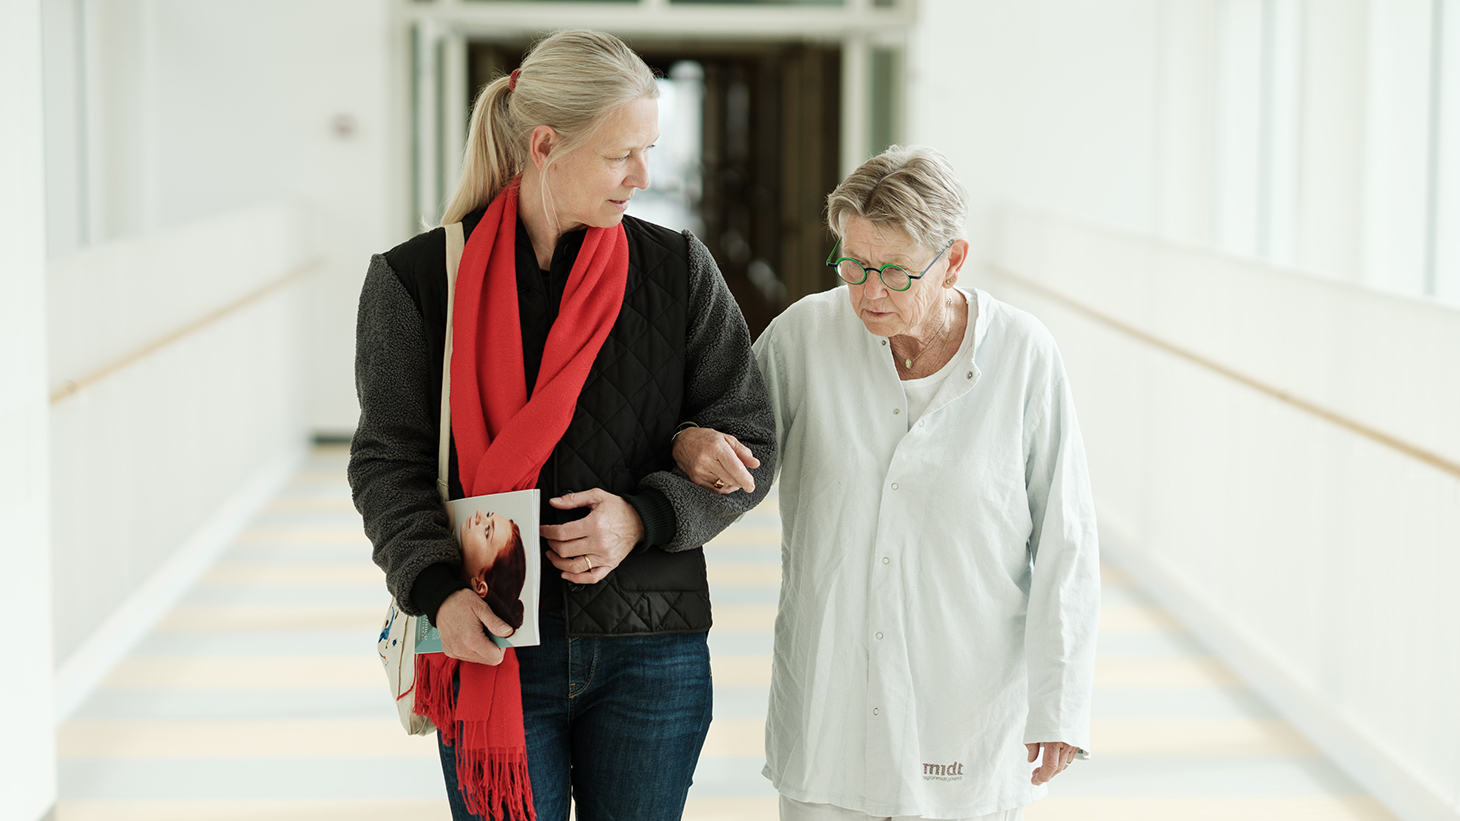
left=415, top=488, right=541, bottom=653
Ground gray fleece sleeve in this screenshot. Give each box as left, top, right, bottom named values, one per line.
left=638, top=232, right=778, bottom=551
left=347, top=254, right=461, bottom=614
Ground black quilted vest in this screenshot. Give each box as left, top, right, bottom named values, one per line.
left=388, top=213, right=708, bottom=637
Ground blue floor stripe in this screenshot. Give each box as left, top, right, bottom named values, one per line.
left=1049, top=755, right=1362, bottom=795
left=72, top=687, right=394, bottom=721
left=1092, top=630, right=1209, bottom=657
left=132, top=629, right=382, bottom=656
left=215, top=546, right=378, bottom=563
left=1091, top=686, right=1277, bottom=718
left=708, top=630, right=774, bottom=656
left=59, top=758, right=446, bottom=801
left=707, top=586, right=780, bottom=606
left=712, top=686, right=770, bottom=720
left=688, top=756, right=777, bottom=799
left=181, top=586, right=385, bottom=606
left=705, top=546, right=780, bottom=564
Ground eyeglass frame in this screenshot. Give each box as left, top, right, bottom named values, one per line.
left=825, top=238, right=956, bottom=291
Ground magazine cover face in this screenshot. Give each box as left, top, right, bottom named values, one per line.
left=415, top=488, right=541, bottom=652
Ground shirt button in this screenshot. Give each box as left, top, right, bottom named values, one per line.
left=875, top=631, right=884, bottom=639
left=893, top=408, right=900, bottom=415
left=918, top=420, right=925, bottom=427
left=966, top=371, right=974, bottom=379
left=890, top=482, right=899, bottom=490
left=873, top=708, right=880, bottom=716
left=882, top=556, right=890, bottom=564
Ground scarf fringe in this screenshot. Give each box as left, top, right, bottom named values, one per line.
left=412, top=653, right=460, bottom=745
left=413, top=653, right=535, bottom=820
left=455, top=726, right=537, bottom=821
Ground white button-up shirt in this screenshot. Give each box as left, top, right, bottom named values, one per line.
left=752, top=287, right=1099, bottom=818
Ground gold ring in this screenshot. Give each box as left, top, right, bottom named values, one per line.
left=583, top=556, right=593, bottom=571
left=713, top=478, right=725, bottom=490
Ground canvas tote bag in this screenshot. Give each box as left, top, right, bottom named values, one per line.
left=376, top=220, right=465, bottom=736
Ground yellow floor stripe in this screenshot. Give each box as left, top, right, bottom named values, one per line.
left=702, top=718, right=764, bottom=757
left=684, top=797, right=780, bottom=819
left=707, top=527, right=781, bottom=546
left=262, top=498, right=359, bottom=514
left=1027, top=795, right=1397, bottom=821
left=57, top=799, right=449, bottom=821
left=1098, top=563, right=1132, bottom=586
left=1088, top=717, right=1316, bottom=756
left=750, top=497, right=778, bottom=514
left=285, top=468, right=352, bottom=484
left=711, top=655, right=772, bottom=686
left=235, top=526, right=370, bottom=545
left=58, top=718, right=436, bottom=759
left=1098, top=603, right=1182, bottom=632
left=713, top=605, right=777, bottom=631
left=201, top=563, right=384, bottom=585
left=157, top=604, right=383, bottom=631
left=708, top=564, right=781, bottom=585
left=1093, top=655, right=1241, bottom=687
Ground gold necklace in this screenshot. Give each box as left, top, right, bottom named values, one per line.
left=897, top=298, right=954, bottom=371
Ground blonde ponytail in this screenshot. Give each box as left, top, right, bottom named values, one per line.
left=442, top=77, right=517, bottom=225
left=441, top=29, right=659, bottom=225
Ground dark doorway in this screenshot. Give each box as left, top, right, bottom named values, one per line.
left=467, top=39, right=842, bottom=338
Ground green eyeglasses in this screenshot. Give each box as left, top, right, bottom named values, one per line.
left=826, top=239, right=955, bottom=291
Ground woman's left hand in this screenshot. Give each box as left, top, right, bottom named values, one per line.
left=540, top=489, right=644, bottom=584
left=1025, top=741, right=1079, bottom=785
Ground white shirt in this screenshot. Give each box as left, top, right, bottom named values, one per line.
left=753, top=287, right=1099, bottom=818
left=900, top=291, right=977, bottom=426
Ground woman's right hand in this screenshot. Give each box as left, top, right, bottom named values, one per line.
left=435, top=588, right=515, bottom=665
left=672, top=426, right=760, bottom=494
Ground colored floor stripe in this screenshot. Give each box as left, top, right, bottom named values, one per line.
left=56, top=445, right=1397, bottom=820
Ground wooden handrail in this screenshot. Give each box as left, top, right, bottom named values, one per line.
left=991, top=265, right=1460, bottom=482
left=49, top=261, right=318, bottom=405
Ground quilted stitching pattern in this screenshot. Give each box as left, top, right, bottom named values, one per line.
left=551, top=224, right=698, bottom=635
left=352, top=214, right=776, bottom=637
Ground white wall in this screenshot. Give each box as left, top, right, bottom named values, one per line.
left=48, top=202, right=311, bottom=710
left=286, top=0, right=400, bottom=436
left=1296, top=0, right=1369, bottom=282
left=39, top=0, right=401, bottom=715
left=911, top=1, right=1460, bottom=818
left=911, top=0, right=1445, bottom=296
left=43, top=0, right=400, bottom=434
left=1, top=3, right=60, bottom=819
left=906, top=0, right=1161, bottom=267
left=1361, top=0, right=1435, bottom=297
left=990, top=207, right=1460, bottom=821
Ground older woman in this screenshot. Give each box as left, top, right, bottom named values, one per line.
left=350, top=30, right=775, bottom=821
left=679, top=146, right=1098, bottom=820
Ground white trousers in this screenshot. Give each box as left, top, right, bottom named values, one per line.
left=779, top=795, right=1026, bottom=821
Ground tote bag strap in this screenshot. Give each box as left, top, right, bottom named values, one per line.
left=438, top=222, right=465, bottom=504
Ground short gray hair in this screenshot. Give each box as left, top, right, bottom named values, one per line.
left=825, top=145, right=968, bottom=252
left=443, top=30, right=660, bottom=224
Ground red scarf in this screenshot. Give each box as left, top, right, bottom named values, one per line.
left=411, top=182, right=629, bottom=820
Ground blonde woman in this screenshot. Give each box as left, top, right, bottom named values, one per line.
left=678, top=146, right=1099, bottom=821
left=349, top=30, right=775, bottom=820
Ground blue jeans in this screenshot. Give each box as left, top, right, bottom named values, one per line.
left=438, top=611, right=713, bottom=820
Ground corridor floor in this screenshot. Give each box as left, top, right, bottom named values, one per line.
left=56, top=446, right=1396, bottom=820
